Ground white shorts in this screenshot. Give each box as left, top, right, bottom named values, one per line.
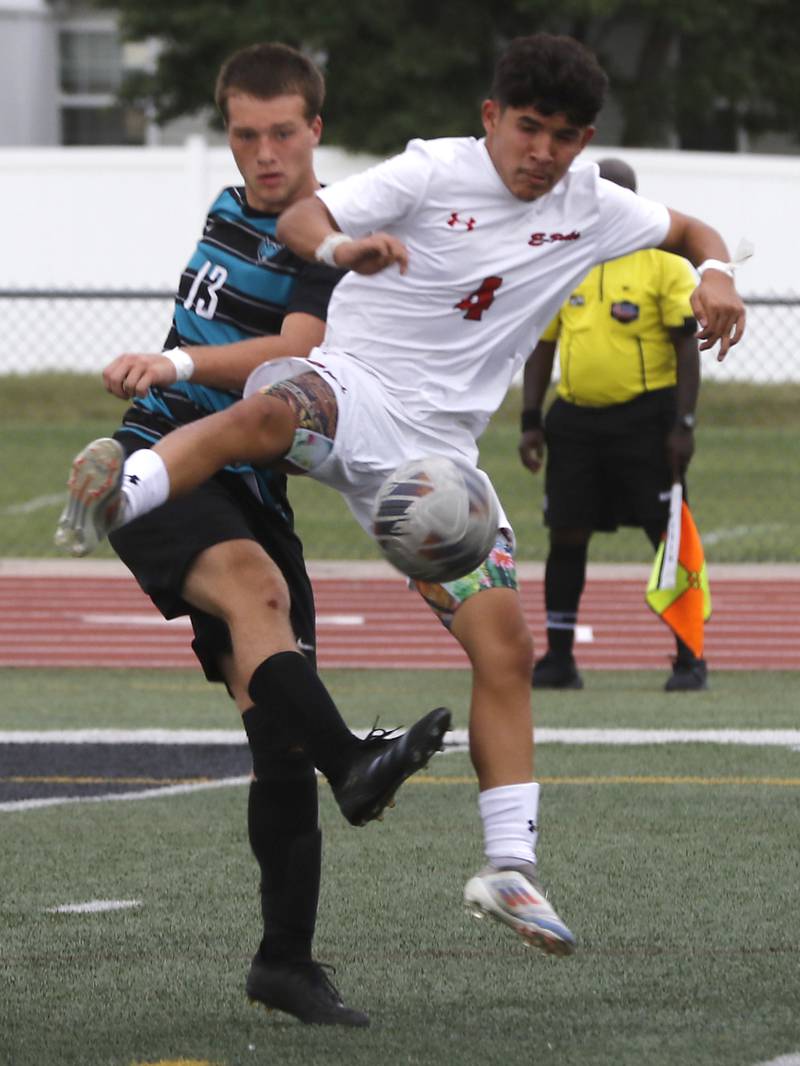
left=244, top=349, right=510, bottom=537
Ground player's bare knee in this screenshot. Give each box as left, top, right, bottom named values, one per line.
left=186, top=541, right=292, bottom=625
left=227, top=394, right=296, bottom=463
left=488, top=625, right=534, bottom=679
left=465, top=608, right=533, bottom=679
left=234, top=564, right=292, bottom=621
left=254, top=394, right=296, bottom=456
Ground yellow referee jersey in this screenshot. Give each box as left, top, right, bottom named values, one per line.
left=542, top=248, right=697, bottom=407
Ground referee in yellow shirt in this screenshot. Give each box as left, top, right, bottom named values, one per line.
left=519, top=158, right=707, bottom=692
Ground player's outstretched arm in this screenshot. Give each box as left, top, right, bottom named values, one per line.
left=277, top=195, right=409, bottom=276
left=660, top=209, right=746, bottom=362
left=102, top=312, right=327, bottom=400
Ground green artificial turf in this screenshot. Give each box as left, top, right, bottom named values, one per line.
left=2, top=666, right=800, bottom=1064
left=1, top=666, right=798, bottom=732
left=1, top=374, right=799, bottom=560
left=2, top=747, right=799, bottom=1066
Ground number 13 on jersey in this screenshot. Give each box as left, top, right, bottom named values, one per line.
left=183, top=260, right=229, bottom=320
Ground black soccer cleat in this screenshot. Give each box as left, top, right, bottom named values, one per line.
left=664, top=656, right=708, bottom=692
left=531, top=650, right=584, bottom=690
left=332, top=706, right=452, bottom=826
left=246, top=954, right=369, bottom=1027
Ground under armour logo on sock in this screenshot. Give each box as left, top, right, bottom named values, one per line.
left=126, top=474, right=140, bottom=485
left=528, top=820, right=538, bottom=834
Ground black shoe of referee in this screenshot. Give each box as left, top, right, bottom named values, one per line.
left=246, top=954, right=369, bottom=1027
left=332, top=706, right=452, bottom=827
left=531, top=650, right=584, bottom=690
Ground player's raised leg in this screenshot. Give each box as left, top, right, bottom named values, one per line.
left=54, top=436, right=126, bottom=557
left=54, top=390, right=297, bottom=557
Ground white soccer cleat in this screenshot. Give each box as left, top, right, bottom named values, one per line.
left=464, top=864, right=576, bottom=957
left=54, top=437, right=125, bottom=557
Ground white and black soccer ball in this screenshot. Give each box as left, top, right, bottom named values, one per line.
left=372, top=456, right=499, bottom=583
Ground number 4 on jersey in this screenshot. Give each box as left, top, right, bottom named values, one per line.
left=455, top=276, right=503, bottom=320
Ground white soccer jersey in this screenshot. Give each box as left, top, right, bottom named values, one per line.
left=316, top=137, right=670, bottom=444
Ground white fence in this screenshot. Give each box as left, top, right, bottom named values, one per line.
left=1, top=139, right=799, bottom=381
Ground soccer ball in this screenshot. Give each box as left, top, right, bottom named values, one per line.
left=372, top=456, right=499, bottom=583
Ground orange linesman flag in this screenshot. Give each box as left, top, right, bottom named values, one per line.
left=646, top=496, right=711, bottom=658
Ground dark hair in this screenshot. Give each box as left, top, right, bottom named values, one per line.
left=215, top=42, right=325, bottom=123
left=491, top=34, right=608, bottom=127
left=597, top=157, right=637, bottom=192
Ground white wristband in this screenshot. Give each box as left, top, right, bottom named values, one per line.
left=314, top=232, right=353, bottom=267
left=162, top=347, right=195, bottom=382
left=696, top=258, right=736, bottom=279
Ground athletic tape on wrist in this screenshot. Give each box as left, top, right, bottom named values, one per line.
left=314, top=232, right=353, bottom=267
left=162, top=347, right=195, bottom=382
left=696, top=259, right=735, bottom=279
left=697, top=238, right=754, bottom=280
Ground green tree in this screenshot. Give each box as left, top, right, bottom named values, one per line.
left=91, top=0, right=800, bottom=154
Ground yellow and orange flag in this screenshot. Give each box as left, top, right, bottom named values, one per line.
left=646, top=484, right=711, bottom=658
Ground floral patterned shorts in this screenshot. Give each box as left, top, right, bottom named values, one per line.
left=411, top=531, right=517, bottom=629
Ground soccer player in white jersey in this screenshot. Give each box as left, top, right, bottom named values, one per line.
left=56, top=33, right=746, bottom=958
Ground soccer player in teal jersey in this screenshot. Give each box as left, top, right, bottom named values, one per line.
left=59, top=43, right=450, bottom=1027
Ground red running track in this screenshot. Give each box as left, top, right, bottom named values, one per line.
left=0, top=565, right=798, bottom=670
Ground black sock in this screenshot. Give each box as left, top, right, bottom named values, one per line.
left=544, top=542, right=588, bottom=658
left=248, top=651, right=361, bottom=785
left=243, top=706, right=321, bottom=963
left=674, top=636, right=699, bottom=664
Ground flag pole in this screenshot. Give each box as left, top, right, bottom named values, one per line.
left=658, top=482, right=683, bottom=591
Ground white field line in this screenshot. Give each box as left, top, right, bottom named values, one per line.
left=79, top=612, right=365, bottom=627
left=1, top=775, right=249, bottom=813
left=703, top=523, right=788, bottom=546
left=47, top=899, right=142, bottom=914
left=1, top=493, right=64, bottom=516
left=81, top=613, right=191, bottom=628
left=753, top=1055, right=800, bottom=1066
left=3, top=728, right=800, bottom=814
left=3, top=727, right=800, bottom=747
left=4, top=558, right=800, bottom=581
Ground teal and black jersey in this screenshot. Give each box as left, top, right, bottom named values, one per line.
left=119, top=185, right=342, bottom=515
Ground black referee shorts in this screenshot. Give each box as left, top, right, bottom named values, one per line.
left=543, top=388, right=679, bottom=533
left=109, top=432, right=315, bottom=683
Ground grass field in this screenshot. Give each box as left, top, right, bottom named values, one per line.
left=2, top=666, right=800, bottom=1066
left=1, top=373, right=800, bottom=561
left=2, top=371, right=799, bottom=1061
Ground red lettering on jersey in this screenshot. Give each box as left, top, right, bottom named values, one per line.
left=529, top=230, right=581, bottom=246
left=447, top=211, right=476, bottom=231
left=455, top=276, right=502, bottom=320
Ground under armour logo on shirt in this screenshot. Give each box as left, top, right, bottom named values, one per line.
left=447, top=211, right=476, bottom=231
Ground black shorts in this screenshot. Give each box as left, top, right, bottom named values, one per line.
left=109, top=431, right=315, bottom=683
left=543, top=388, right=680, bottom=533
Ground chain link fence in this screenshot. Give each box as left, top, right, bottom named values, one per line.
left=0, top=290, right=175, bottom=372
left=1, top=290, right=799, bottom=381
left=0, top=289, right=799, bottom=561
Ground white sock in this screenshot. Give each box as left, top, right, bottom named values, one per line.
left=117, top=449, right=170, bottom=526
left=478, top=782, right=540, bottom=869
